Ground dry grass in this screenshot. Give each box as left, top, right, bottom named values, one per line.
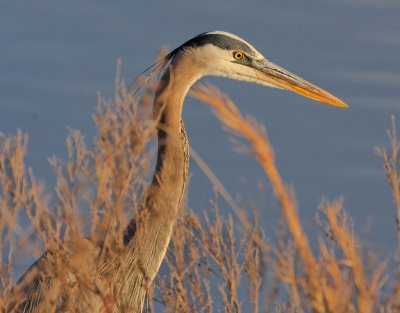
left=0, top=57, right=399, bottom=312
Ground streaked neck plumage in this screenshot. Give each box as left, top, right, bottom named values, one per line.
left=116, top=51, right=201, bottom=312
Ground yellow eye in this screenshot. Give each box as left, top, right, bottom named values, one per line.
left=233, top=51, right=244, bottom=60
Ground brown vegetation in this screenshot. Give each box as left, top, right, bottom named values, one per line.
left=0, top=61, right=399, bottom=312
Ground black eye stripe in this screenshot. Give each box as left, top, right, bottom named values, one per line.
left=180, top=33, right=254, bottom=54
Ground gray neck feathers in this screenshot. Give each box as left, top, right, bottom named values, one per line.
left=115, top=58, right=195, bottom=312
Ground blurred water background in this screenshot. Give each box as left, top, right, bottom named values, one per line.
left=1, top=0, right=399, bottom=268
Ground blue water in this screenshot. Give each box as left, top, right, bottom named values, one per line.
left=1, top=0, right=400, bottom=266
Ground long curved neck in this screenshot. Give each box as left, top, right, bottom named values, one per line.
left=123, top=56, right=198, bottom=243
left=151, top=65, right=192, bottom=206
left=150, top=54, right=202, bottom=196
left=115, top=56, right=201, bottom=312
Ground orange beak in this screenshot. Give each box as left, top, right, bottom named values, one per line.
left=253, top=59, right=348, bottom=108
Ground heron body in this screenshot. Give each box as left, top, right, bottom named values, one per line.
left=8, top=31, right=347, bottom=312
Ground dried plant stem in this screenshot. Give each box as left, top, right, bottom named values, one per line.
left=377, top=115, right=400, bottom=244
left=191, top=84, right=325, bottom=313
left=323, top=201, right=377, bottom=313
left=190, top=147, right=269, bottom=253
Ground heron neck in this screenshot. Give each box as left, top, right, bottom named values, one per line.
left=116, top=58, right=201, bottom=311
left=152, top=62, right=198, bottom=194
left=123, top=57, right=201, bottom=243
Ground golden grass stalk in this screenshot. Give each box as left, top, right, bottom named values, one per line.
left=377, top=115, right=400, bottom=244
left=190, top=83, right=393, bottom=313
left=191, top=83, right=326, bottom=312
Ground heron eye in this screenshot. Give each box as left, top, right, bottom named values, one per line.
left=233, top=51, right=244, bottom=60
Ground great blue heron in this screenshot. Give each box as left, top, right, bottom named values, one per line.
left=8, top=31, right=347, bottom=312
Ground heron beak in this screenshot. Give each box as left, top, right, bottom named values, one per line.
left=253, top=59, right=348, bottom=108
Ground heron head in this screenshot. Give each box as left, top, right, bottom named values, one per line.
left=172, top=31, right=347, bottom=108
